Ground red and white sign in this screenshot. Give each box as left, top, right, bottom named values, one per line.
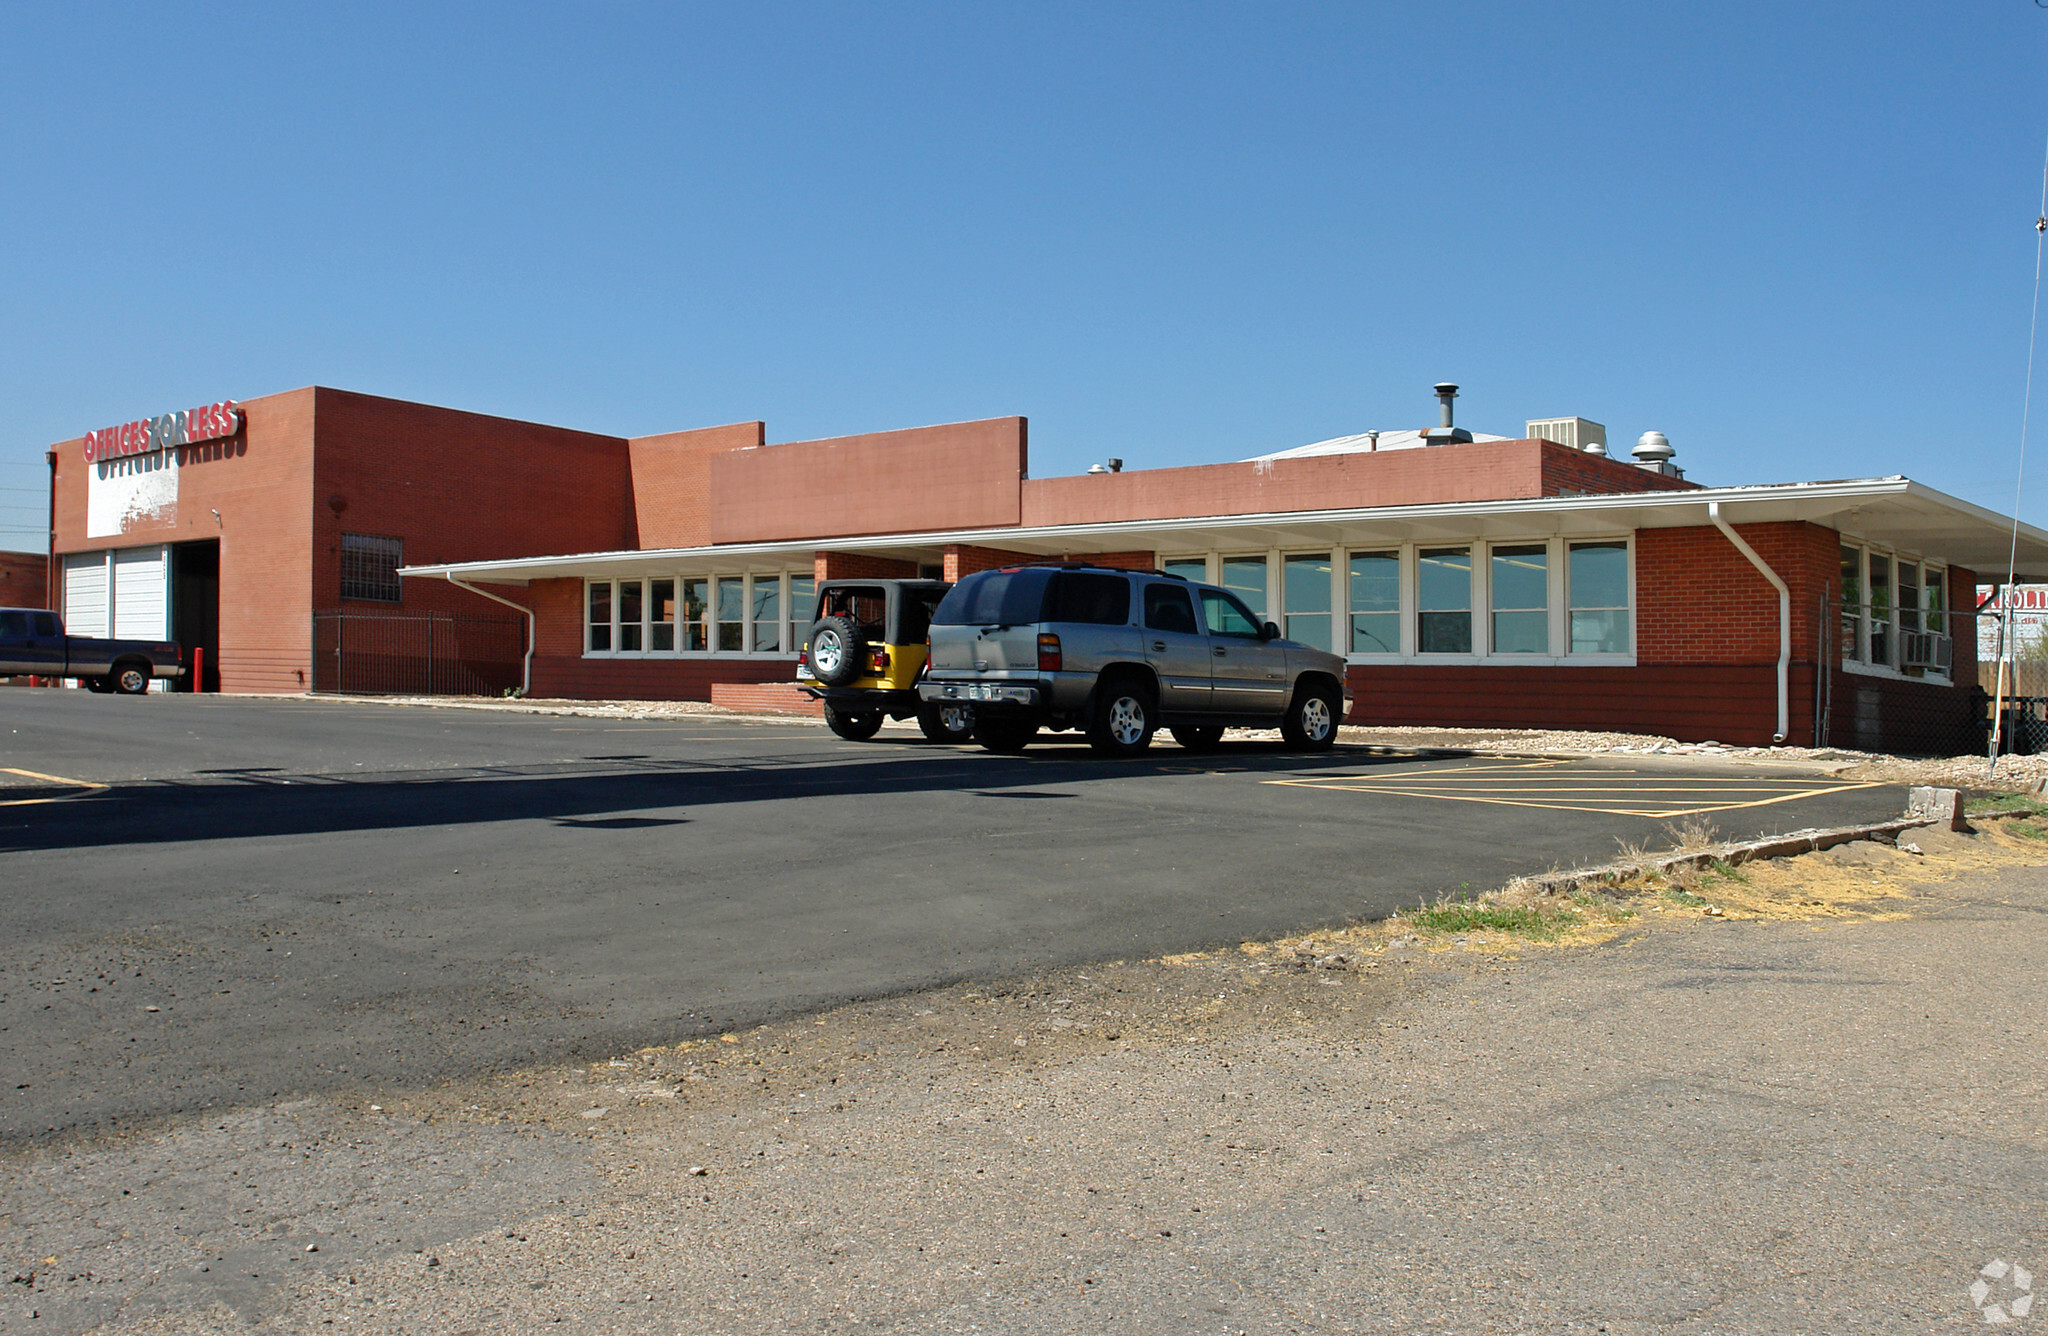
left=83, top=400, right=240, bottom=463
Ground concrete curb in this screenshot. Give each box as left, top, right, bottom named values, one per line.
left=1503, top=786, right=1983, bottom=899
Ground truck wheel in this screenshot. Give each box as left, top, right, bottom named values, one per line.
left=1169, top=724, right=1223, bottom=752
left=823, top=703, right=885, bottom=741
left=973, top=717, right=1037, bottom=753
left=112, top=661, right=151, bottom=695
left=1280, top=682, right=1342, bottom=751
left=807, top=616, right=868, bottom=687
left=917, top=700, right=976, bottom=743
left=1088, top=676, right=1157, bottom=757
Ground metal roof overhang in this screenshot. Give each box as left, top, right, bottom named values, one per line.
left=400, top=477, right=2048, bottom=586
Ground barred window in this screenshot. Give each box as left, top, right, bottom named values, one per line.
left=341, top=533, right=403, bottom=603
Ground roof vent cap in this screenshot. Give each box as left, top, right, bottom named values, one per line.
left=1633, top=430, right=1674, bottom=463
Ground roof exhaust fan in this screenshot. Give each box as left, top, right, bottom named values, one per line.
left=1422, top=383, right=1473, bottom=446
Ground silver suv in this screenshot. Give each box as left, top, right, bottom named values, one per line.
left=918, top=564, right=1353, bottom=756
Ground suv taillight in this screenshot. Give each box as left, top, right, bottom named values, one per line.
left=870, top=648, right=890, bottom=672
left=1037, top=633, right=1062, bottom=672
left=797, top=649, right=809, bottom=669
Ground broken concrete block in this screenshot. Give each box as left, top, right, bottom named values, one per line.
left=1906, top=786, right=1969, bottom=832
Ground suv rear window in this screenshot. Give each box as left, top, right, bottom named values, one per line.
left=1044, top=572, right=1130, bottom=626
left=933, top=568, right=1057, bottom=627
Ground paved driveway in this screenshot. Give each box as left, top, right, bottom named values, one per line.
left=0, top=692, right=1906, bottom=1142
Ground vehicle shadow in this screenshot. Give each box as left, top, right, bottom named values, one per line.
left=0, top=744, right=1437, bottom=854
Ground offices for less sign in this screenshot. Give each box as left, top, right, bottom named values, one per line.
left=82, top=400, right=241, bottom=539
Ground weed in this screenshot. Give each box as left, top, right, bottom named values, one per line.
left=2010, top=818, right=2048, bottom=842
left=1968, top=793, right=2048, bottom=817
left=1663, top=884, right=1710, bottom=908
left=1406, top=899, right=1581, bottom=941
left=1666, top=817, right=1721, bottom=853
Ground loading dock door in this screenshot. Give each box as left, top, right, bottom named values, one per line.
left=61, top=553, right=109, bottom=638
left=113, top=546, right=169, bottom=640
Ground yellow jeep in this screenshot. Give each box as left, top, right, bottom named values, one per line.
left=796, top=578, right=974, bottom=742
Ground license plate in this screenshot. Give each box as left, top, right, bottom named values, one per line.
left=795, top=664, right=814, bottom=680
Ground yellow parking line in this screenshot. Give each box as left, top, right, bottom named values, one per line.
left=1264, top=765, right=1884, bottom=819
left=0, top=767, right=108, bottom=807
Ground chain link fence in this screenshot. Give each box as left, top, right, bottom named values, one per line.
left=1807, top=589, right=2048, bottom=756
left=312, top=611, right=524, bottom=697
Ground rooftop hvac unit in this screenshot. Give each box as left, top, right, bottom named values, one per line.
left=1527, top=417, right=1608, bottom=455
left=1901, top=630, right=1952, bottom=671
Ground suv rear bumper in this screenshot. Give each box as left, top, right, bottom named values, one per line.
left=917, top=681, right=1042, bottom=708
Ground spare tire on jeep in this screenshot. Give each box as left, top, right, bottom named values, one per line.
left=807, top=615, right=868, bottom=687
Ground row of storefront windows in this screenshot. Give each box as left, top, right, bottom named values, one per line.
left=1159, top=539, right=1631, bottom=658
left=582, top=539, right=1633, bottom=660
left=1839, top=542, right=1949, bottom=677
left=588, top=572, right=815, bottom=655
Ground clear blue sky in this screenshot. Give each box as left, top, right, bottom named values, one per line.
left=5, top=2, right=2047, bottom=551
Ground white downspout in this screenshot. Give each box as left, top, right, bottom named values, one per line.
left=1707, top=501, right=1789, bottom=744
left=447, top=574, right=535, bottom=698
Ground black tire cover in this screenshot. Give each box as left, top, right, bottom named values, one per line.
left=807, top=615, right=869, bottom=687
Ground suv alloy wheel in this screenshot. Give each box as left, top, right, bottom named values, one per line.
left=1088, top=676, right=1157, bottom=757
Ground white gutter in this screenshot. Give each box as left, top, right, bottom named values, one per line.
left=1707, top=500, right=1789, bottom=744
left=446, top=574, right=535, bottom=697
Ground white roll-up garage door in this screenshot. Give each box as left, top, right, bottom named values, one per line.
left=113, top=546, right=169, bottom=641
left=62, top=552, right=110, bottom=638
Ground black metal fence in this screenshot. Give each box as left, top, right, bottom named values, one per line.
left=312, top=611, right=524, bottom=697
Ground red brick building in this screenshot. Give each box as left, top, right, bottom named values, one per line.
left=41, top=386, right=2048, bottom=749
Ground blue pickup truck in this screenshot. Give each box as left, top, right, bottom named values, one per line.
left=0, top=607, right=184, bottom=694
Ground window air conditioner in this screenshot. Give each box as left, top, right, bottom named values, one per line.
left=1900, top=631, right=1951, bottom=671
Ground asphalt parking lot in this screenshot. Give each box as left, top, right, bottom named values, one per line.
left=0, top=691, right=1907, bottom=1144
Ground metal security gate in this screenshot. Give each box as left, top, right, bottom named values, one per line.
left=312, top=611, right=524, bottom=697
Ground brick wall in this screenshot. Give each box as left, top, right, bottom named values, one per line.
left=712, top=417, right=1027, bottom=543
left=1539, top=443, right=1698, bottom=496
left=815, top=552, right=922, bottom=581
left=1636, top=522, right=1838, bottom=666
left=628, top=421, right=764, bottom=549
left=1347, top=662, right=1815, bottom=747
left=942, top=545, right=1037, bottom=580
left=0, top=551, right=48, bottom=608
left=1064, top=550, right=1157, bottom=571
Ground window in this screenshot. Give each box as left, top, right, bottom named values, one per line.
left=1200, top=588, right=1264, bottom=639
left=1144, top=581, right=1199, bottom=634
left=788, top=575, right=816, bottom=644
left=1840, top=544, right=1863, bottom=663
left=587, top=581, right=612, bottom=652
left=1568, top=542, right=1630, bottom=653
left=650, top=578, right=676, bottom=652
left=1490, top=545, right=1549, bottom=654
left=1283, top=554, right=1332, bottom=651
left=340, top=533, right=403, bottom=603
left=617, top=580, right=644, bottom=652
left=715, top=577, right=744, bottom=651
left=1046, top=571, right=1131, bottom=625
left=1161, top=557, right=1207, bottom=584
left=751, top=576, right=781, bottom=653
left=1417, top=547, right=1472, bottom=653
left=1838, top=541, right=1951, bottom=677
left=1348, top=551, right=1399, bottom=653
left=1221, top=556, right=1267, bottom=619
left=683, top=578, right=709, bottom=651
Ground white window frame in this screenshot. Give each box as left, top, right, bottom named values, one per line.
left=1838, top=537, right=1951, bottom=683
left=583, top=572, right=809, bottom=659
left=1151, top=536, right=1637, bottom=666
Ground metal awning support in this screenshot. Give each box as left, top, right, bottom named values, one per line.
left=446, top=574, right=534, bottom=697
left=1709, top=501, right=1789, bottom=744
